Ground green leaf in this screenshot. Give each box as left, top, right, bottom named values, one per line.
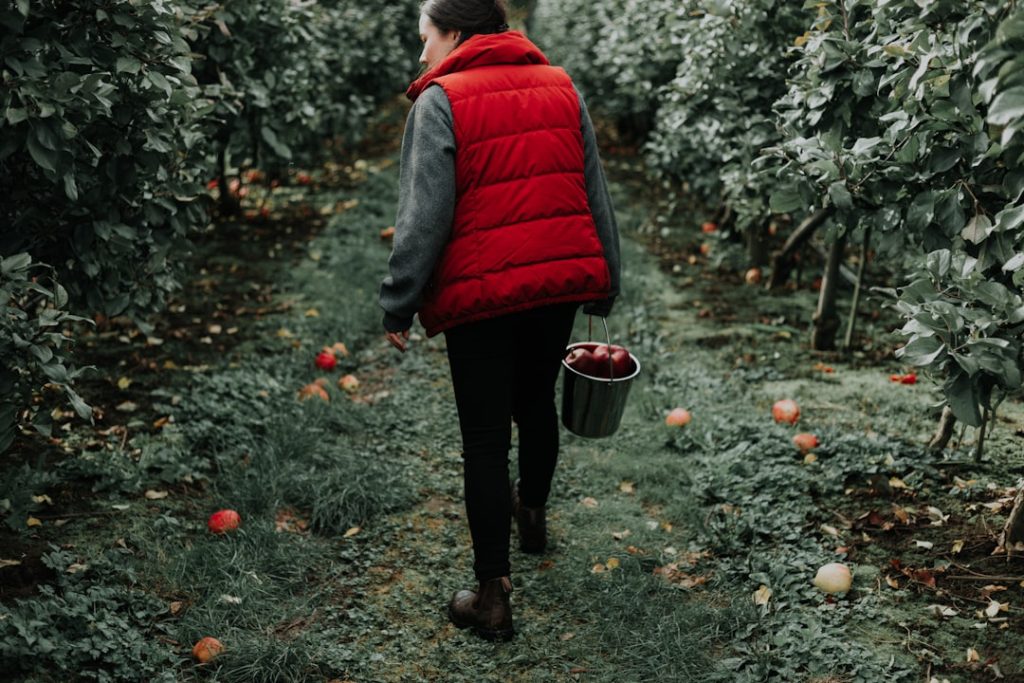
left=907, top=192, right=936, bottom=233
left=29, top=345, right=53, bottom=364
left=5, top=107, right=28, bottom=125
left=945, top=371, right=982, bottom=427
left=828, top=182, right=853, bottom=210
left=961, top=215, right=993, bottom=244
left=260, top=125, right=292, bottom=160
left=15, top=0, right=29, bottom=16
left=148, top=71, right=172, bottom=97
left=897, top=335, right=946, bottom=366
left=1, top=253, right=31, bottom=276
left=989, top=86, right=1024, bottom=127
left=115, top=56, right=141, bottom=74
left=65, top=387, right=92, bottom=420
left=769, top=187, right=804, bottom=213
left=62, top=173, right=78, bottom=202
left=26, top=132, right=57, bottom=173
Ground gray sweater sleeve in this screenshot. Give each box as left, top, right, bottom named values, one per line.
left=378, top=82, right=622, bottom=332
left=378, top=85, right=456, bottom=333
left=576, top=86, right=622, bottom=300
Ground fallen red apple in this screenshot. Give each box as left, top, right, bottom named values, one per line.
left=900, top=373, right=917, bottom=385
left=296, top=172, right=312, bottom=186
left=772, top=399, right=800, bottom=425
left=315, top=351, right=337, bottom=371
left=298, top=383, right=330, bottom=402
left=380, top=226, right=396, bottom=240
left=699, top=243, right=711, bottom=256
left=701, top=221, right=717, bottom=234
left=339, top=374, right=359, bottom=393
left=665, top=407, right=692, bottom=427
left=792, top=432, right=819, bottom=453
left=208, top=509, right=241, bottom=534
left=745, top=267, right=762, bottom=285
left=813, top=563, right=852, bottom=594
left=192, top=636, right=224, bottom=663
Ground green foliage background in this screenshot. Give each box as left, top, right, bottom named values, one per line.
left=533, top=0, right=1024, bottom=439
left=0, top=0, right=420, bottom=452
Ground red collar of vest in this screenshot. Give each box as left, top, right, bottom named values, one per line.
left=406, top=31, right=550, bottom=101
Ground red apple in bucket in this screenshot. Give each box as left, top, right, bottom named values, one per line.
left=565, top=347, right=598, bottom=376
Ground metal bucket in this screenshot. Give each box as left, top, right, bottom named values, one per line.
left=560, top=317, right=641, bottom=438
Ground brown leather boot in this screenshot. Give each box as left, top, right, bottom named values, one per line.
left=511, top=478, right=546, bottom=554
left=447, top=576, right=515, bottom=641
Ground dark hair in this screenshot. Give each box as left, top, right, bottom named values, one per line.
left=421, top=0, right=509, bottom=46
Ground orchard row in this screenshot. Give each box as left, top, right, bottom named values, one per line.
left=534, top=0, right=1024, bottom=456
left=0, top=0, right=420, bottom=451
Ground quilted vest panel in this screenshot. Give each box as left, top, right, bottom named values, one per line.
left=414, top=41, right=610, bottom=336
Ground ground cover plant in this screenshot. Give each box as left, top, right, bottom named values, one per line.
left=2, top=2, right=1024, bottom=682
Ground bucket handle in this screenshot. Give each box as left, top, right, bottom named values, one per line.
left=586, top=315, right=616, bottom=380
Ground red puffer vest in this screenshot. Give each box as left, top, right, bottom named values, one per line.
left=406, top=31, right=610, bottom=337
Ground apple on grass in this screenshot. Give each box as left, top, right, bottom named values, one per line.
left=208, top=509, right=241, bottom=534
left=192, top=637, right=224, bottom=663
left=665, top=408, right=692, bottom=427
left=772, top=399, right=800, bottom=425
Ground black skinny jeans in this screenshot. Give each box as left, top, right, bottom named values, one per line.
left=443, top=301, right=580, bottom=582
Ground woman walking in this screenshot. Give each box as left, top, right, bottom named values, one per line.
left=379, top=0, right=621, bottom=641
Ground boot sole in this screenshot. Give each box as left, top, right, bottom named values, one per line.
left=448, top=605, right=515, bottom=642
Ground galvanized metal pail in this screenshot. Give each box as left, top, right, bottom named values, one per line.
left=561, top=317, right=641, bottom=438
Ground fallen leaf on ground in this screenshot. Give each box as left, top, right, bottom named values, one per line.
left=653, top=563, right=710, bottom=589
left=754, top=584, right=772, bottom=605
left=145, top=490, right=169, bottom=500
left=343, top=526, right=360, bottom=538
left=580, top=497, right=599, bottom=508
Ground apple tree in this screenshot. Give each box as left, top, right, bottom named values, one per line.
left=0, top=0, right=212, bottom=450
left=645, top=0, right=809, bottom=266
left=762, top=0, right=1021, bottom=455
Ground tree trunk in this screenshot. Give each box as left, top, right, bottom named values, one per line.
left=811, top=233, right=847, bottom=351
left=928, top=406, right=957, bottom=451
left=747, top=218, right=770, bottom=267
left=768, top=207, right=832, bottom=289
left=974, top=406, right=990, bottom=462
left=842, top=226, right=872, bottom=350
left=1002, top=481, right=1024, bottom=559
left=217, top=143, right=239, bottom=217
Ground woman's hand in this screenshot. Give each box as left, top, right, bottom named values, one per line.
left=385, top=330, right=411, bottom=353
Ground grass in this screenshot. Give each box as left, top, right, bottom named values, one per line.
left=2, top=108, right=1024, bottom=682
